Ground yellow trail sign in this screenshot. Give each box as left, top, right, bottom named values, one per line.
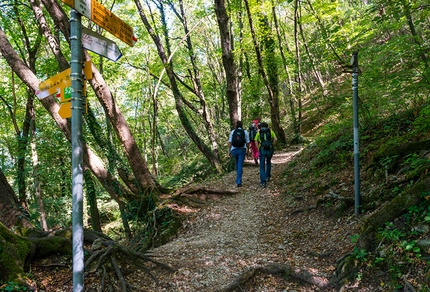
left=58, top=101, right=72, bottom=119
left=62, top=0, right=136, bottom=47
left=36, top=61, right=92, bottom=100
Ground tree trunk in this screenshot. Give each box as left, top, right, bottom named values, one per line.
left=0, top=168, right=33, bottom=230
left=272, top=0, right=295, bottom=110
left=304, top=0, right=343, bottom=64
left=243, top=0, right=286, bottom=145
left=163, top=0, right=222, bottom=171
left=134, top=0, right=223, bottom=171
left=31, top=128, right=49, bottom=231
left=293, top=0, right=303, bottom=138
left=297, top=2, right=323, bottom=114
left=0, top=222, right=36, bottom=286
left=84, top=168, right=102, bottom=232
left=402, top=1, right=428, bottom=68
left=214, top=0, right=240, bottom=128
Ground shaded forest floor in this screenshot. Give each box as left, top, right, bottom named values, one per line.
left=31, top=148, right=385, bottom=291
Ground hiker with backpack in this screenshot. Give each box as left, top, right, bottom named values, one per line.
left=247, top=119, right=259, bottom=164
left=228, top=120, right=250, bottom=187
left=255, top=122, right=277, bottom=188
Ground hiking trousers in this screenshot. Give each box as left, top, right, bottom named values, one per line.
left=259, top=149, right=273, bottom=184
left=231, top=147, right=246, bottom=185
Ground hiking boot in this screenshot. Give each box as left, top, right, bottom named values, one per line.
left=260, top=182, right=266, bottom=188
left=237, top=184, right=242, bottom=187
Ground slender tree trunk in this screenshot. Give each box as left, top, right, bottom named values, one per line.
left=31, top=123, right=48, bottom=231
left=135, top=0, right=223, bottom=171
left=84, top=168, right=102, bottom=232
left=297, top=4, right=323, bottom=114
left=304, top=0, right=343, bottom=64
left=167, top=0, right=221, bottom=163
left=0, top=75, right=29, bottom=211
left=243, top=0, right=286, bottom=145
left=293, top=0, right=303, bottom=137
left=271, top=0, right=294, bottom=107
left=402, top=1, right=428, bottom=68
left=272, top=2, right=298, bottom=136
left=9, top=2, right=45, bottom=213
left=214, top=0, right=240, bottom=127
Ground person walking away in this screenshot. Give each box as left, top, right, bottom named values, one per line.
left=228, top=120, right=250, bottom=187
left=248, top=120, right=259, bottom=164
left=255, top=122, right=277, bottom=188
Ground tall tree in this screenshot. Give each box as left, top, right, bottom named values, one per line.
left=293, top=0, right=303, bottom=137
left=214, top=0, right=241, bottom=128
left=243, top=0, right=286, bottom=144
left=134, top=0, right=223, bottom=172
left=166, top=0, right=222, bottom=166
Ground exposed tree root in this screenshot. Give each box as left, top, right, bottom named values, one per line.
left=172, top=186, right=238, bottom=196
left=80, top=239, right=175, bottom=291
left=216, top=263, right=331, bottom=292
left=166, top=186, right=239, bottom=208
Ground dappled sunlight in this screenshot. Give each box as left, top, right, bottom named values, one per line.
left=271, top=148, right=303, bottom=164
left=167, top=203, right=199, bottom=214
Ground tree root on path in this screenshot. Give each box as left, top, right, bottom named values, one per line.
left=216, top=263, right=331, bottom=292
left=62, top=239, right=175, bottom=291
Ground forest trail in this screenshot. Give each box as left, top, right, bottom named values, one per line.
left=137, top=149, right=361, bottom=291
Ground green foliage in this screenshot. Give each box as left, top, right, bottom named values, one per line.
left=0, top=282, right=28, bottom=291
left=161, top=157, right=217, bottom=188
left=364, top=192, right=430, bottom=288
left=352, top=247, right=368, bottom=261
left=411, top=104, right=430, bottom=136
left=311, top=123, right=353, bottom=168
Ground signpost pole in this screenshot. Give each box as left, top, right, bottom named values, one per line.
left=352, top=51, right=361, bottom=216
left=70, top=9, right=84, bottom=291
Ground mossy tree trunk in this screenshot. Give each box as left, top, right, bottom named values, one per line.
left=0, top=222, right=72, bottom=288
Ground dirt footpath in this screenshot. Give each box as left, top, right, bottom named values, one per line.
left=136, top=149, right=359, bottom=291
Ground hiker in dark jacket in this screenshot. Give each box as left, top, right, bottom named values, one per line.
left=255, top=122, right=277, bottom=188
left=228, top=120, right=250, bottom=187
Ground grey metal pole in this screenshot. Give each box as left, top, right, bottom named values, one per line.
left=352, top=51, right=360, bottom=216
left=70, top=9, right=84, bottom=291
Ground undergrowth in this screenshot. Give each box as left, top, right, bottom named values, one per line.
left=281, top=105, right=430, bottom=290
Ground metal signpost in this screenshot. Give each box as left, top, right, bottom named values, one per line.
left=351, top=51, right=360, bottom=216
left=36, top=1, right=136, bottom=289
left=59, top=0, right=136, bottom=290
left=70, top=9, right=85, bottom=291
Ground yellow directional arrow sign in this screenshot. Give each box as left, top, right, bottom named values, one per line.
left=35, top=61, right=92, bottom=100
left=58, top=101, right=72, bottom=119
left=62, top=0, right=136, bottom=47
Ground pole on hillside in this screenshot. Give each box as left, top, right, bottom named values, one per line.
left=351, top=51, right=360, bottom=216
left=70, top=9, right=84, bottom=291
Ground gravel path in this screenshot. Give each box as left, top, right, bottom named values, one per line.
left=139, top=149, right=360, bottom=291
